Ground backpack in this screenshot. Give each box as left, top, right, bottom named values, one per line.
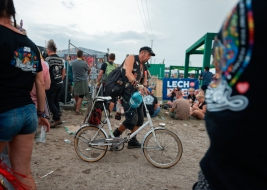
left=102, top=62, right=116, bottom=83
left=105, top=57, right=138, bottom=97
left=104, top=65, right=124, bottom=97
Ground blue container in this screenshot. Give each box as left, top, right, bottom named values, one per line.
left=129, top=92, right=143, bottom=108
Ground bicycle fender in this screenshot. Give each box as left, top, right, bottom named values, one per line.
left=140, top=127, right=166, bottom=154
left=74, top=124, right=109, bottom=139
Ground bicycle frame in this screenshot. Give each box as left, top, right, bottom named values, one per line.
left=82, top=83, right=165, bottom=147
left=101, top=90, right=163, bottom=145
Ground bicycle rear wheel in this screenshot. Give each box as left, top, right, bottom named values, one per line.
left=74, top=126, right=108, bottom=162
left=143, top=129, right=183, bottom=168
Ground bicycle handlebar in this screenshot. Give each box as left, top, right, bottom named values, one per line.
left=135, top=84, right=144, bottom=88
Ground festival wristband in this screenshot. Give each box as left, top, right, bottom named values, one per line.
left=37, top=109, right=46, bottom=118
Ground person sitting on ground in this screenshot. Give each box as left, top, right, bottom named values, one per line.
left=190, top=92, right=206, bottom=120
left=143, top=89, right=160, bottom=118
left=167, top=87, right=181, bottom=107
left=169, top=91, right=190, bottom=120
left=194, top=89, right=200, bottom=96
left=186, top=88, right=196, bottom=107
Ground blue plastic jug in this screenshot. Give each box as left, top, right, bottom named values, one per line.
left=129, top=92, right=143, bottom=108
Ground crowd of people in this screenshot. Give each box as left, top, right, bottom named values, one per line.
left=1, top=0, right=266, bottom=189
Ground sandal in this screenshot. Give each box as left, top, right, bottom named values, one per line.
left=75, top=111, right=82, bottom=115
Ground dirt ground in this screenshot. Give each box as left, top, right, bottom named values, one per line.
left=1, top=106, right=209, bottom=190
left=27, top=106, right=210, bottom=190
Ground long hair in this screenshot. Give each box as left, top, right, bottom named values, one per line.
left=0, top=0, right=17, bottom=27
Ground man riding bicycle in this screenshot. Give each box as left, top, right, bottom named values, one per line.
left=113, top=46, right=155, bottom=149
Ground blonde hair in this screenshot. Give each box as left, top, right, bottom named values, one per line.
left=196, top=92, right=204, bottom=99
left=188, top=88, right=195, bottom=92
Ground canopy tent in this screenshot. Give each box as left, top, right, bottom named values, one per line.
left=183, top=32, right=217, bottom=78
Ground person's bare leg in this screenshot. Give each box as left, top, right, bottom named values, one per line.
left=109, top=102, right=114, bottom=113
left=192, top=110, right=205, bottom=120
left=74, top=95, right=79, bottom=110
left=75, top=97, right=82, bottom=112
left=0, top=142, right=7, bottom=153
left=8, top=134, right=36, bottom=190
left=131, top=126, right=139, bottom=134
left=118, top=124, right=126, bottom=133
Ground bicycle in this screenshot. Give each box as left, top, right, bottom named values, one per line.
left=74, top=84, right=183, bottom=168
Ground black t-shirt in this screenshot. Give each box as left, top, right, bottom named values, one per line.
left=143, top=95, right=158, bottom=116
left=200, top=1, right=267, bottom=189
left=187, top=94, right=196, bottom=103
left=0, top=25, right=42, bottom=113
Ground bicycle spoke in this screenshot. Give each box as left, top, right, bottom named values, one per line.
left=143, top=130, right=183, bottom=168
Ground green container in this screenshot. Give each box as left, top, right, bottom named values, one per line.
left=148, top=64, right=165, bottom=79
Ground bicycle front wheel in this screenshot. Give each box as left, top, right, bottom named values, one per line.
left=143, top=129, right=183, bottom=168
left=74, top=126, right=108, bottom=162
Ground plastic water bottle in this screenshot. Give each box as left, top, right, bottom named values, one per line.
left=35, top=125, right=47, bottom=143
left=115, top=100, right=122, bottom=120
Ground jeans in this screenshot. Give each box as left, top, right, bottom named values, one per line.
left=46, top=83, right=62, bottom=121
left=151, top=107, right=160, bottom=118
left=0, top=104, right=38, bottom=141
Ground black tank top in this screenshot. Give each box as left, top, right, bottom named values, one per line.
left=198, top=101, right=206, bottom=110
left=121, top=55, right=142, bottom=97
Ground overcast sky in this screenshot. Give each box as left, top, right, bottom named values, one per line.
left=13, top=0, right=238, bottom=67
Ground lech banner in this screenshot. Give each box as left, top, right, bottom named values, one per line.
left=162, top=78, right=199, bottom=100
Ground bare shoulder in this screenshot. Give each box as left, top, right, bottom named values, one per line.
left=123, top=55, right=134, bottom=69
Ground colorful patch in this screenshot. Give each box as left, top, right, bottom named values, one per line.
left=206, top=0, right=254, bottom=112
left=236, top=81, right=249, bottom=94
left=10, top=47, right=39, bottom=73
left=223, top=0, right=254, bottom=87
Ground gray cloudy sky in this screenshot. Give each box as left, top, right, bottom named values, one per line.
left=14, top=0, right=238, bottom=67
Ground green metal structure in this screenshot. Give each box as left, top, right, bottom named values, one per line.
left=148, top=64, right=165, bottom=79
left=168, top=66, right=203, bottom=78
left=184, top=32, right=217, bottom=78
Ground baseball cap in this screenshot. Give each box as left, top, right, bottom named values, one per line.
left=139, top=46, right=156, bottom=56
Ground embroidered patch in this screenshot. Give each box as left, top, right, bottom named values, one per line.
left=10, top=47, right=39, bottom=73
left=208, top=0, right=254, bottom=112
left=236, top=81, right=249, bottom=94
left=206, top=80, right=248, bottom=112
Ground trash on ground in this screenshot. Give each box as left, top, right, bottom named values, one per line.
left=39, top=171, right=54, bottom=178
left=64, top=125, right=80, bottom=135
left=64, top=139, right=71, bottom=144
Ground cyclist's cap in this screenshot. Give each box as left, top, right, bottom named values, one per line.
left=139, top=46, right=155, bottom=56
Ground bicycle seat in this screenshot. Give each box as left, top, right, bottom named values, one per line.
left=96, top=96, right=112, bottom=102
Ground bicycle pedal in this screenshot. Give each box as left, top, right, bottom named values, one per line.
left=110, top=145, right=119, bottom=151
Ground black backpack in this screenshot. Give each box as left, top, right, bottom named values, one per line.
left=104, top=65, right=125, bottom=97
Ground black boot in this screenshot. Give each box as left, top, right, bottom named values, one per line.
left=127, top=135, right=141, bottom=149
left=113, top=128, right=122, bottom=137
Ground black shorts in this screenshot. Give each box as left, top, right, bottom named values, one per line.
left=201, top=85, right=208, bottom=91
left=121, top=86, right=144, bottom=130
